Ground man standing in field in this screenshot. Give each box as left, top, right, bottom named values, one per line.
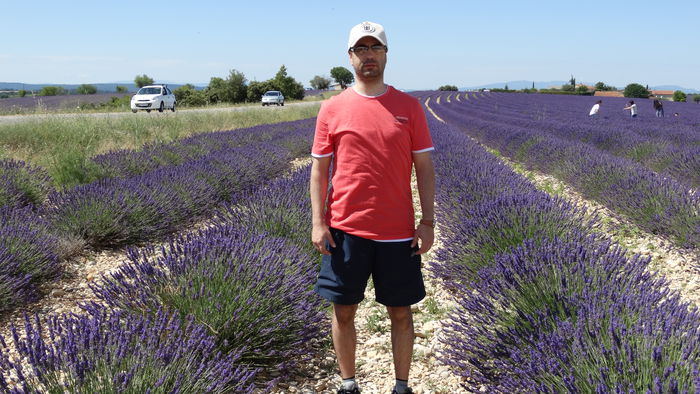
left=310, top=21, right=436, bottom=394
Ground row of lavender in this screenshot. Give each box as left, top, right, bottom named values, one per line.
left=442, top=92, right=700, bottom=189
left=0, top=119, right=315, bottom=315
left=0, top=119, right=316, bottom=210
left=428, top=117, right=700, bottom=391
left=429, top=93, right=700, bottom=249
left=1, top=165, right=326, bottom=392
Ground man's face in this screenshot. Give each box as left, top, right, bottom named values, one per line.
left=348, top=36, right=387, bottom=82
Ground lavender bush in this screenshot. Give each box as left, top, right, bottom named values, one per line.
left=425, top=115, right=700, bottom=391
left=430, top=93, right=700, bottom=248
left=90, top=118, right=315, bottom=180
left=218, top=166, right=315, bottom=258
left=442, top=237, right=700, bottom=392
left=0, top=206, right=60, bottom=314
left=0, top=308, right=256, bottom=393
left=90, top=224, right=327, bottom=374
left=48, top=143, right=290, bottom=247
left=435, top=92, right=700, bottom=188
left=0, top=159, right=53, bottom=208
left=429, top=120, right=599, bottom=286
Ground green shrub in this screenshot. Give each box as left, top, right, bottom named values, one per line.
left=439, top=85, right=459, bottom=91
left=623, top=83, right=650, bottom=98
left=173, top=84, right=207, bottom=107
left=39, top=86, right=66, bottom=96
left=76, top=84, right=97, bottom=94
left=673, top=90, right=687, bottom=102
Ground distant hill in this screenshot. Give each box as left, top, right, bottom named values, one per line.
left=463, top=80, right=569, bottom=90
left=462, top=81, right=699, bottom=93
left=0, top=82, right=207, bottom=93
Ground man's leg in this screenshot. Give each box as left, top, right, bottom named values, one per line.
left=387, top=305, right=414, bottom=380
left=333, top=303, right=360, bottom=378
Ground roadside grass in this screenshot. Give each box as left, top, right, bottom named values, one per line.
left=0, top=104, right=320, bottom=187
left=302, top=90, right=343, bottom=102
left=0, top=91, right=340, bottom=115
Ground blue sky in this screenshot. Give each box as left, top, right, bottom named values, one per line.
left=3, top=1, right=699, bottom=90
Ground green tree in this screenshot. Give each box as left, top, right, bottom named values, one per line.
left=205, top=70, right=248, bottom=104
left=38, top=86, right=65, bottom=96
left=116, top=86, right=128, bottom=93
left=594, top=82, right=616, bottom=91
left=504, top=84, right=509, bottom=91
left=623, top=83, right=650, bottom=98
left=18, top=89, right=26, bottom=97
left=673, top=90, right=687, bottom=102
left=173, top=84, right=207, bottom=107
left=247, top=80, right=278, bottom=102
left=569, top=75, right=576, bottom=88
left=134, top=74, right=154, bottom=88
left=310, top=75, right=331, bottom=90
left=205, top=77, right=226, bottom=104
left=693, top=95, right=700, bottom=103
left=330, top=66, right=354, bottom=89
left=226, top=69, right=248, bottom=103
left=76, top=84, right=97, bottom=94
left=438, top=85, right=459, bottom=91
left=274, top=65, right=304, bottom=100
left=561, top=84, right=575, bottom=92
left=576, top=85, right=589, bottom=94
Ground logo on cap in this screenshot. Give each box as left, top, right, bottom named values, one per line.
left=361, top=22, right=375, bottom=33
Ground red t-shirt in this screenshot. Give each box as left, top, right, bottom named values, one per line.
left=312, top=86, right=434, bottom=240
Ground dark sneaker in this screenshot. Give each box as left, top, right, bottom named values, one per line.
left=391, top=389, right=414, bottom=394
left=337, top=387, right=361, bottom=394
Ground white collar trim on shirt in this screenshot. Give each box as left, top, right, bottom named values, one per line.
left=352, top=85, right=390, bottom=98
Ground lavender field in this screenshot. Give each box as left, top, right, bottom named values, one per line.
left=0, top=93, right=131, bottom=114
left=1, top=91, right=700, bottom=392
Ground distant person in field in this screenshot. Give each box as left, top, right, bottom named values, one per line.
left=310, top=21, right=435, bottom=394
left=653, top=98, right=664, bottom=117
left=624, top=100, right=638, bottom=118
left=589, top=100, right=602, bottom=116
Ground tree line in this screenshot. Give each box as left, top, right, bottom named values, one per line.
left=136, top=65, right=356, bottom=107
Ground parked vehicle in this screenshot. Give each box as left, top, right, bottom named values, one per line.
left=261, top=91, right=284, bottom=106
left=131, top=85, right=176, bottom=113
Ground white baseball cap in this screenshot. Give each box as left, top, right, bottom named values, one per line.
left=347, top=21, right=387, bottom=50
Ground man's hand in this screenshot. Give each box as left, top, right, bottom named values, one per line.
left=312, top=223, right=336, bottom=255
left=411, top=223, right=434, bottom=255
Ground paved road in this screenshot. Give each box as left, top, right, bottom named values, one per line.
left=0, top=101, right=319, bottom=126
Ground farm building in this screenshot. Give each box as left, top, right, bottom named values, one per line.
left=593, top=91, right=624, bottom=97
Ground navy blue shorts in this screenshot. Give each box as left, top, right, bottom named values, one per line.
left=314, top=228, right=426, bottom=307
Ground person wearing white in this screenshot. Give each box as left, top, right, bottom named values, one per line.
left=589, top=100, right=602, bottom=116
left=624, top=100, right=638, bottom=118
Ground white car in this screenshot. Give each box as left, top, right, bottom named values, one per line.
left=261, top=91, right=284, bottom=106
left=131, top=85, right=176, bottom=113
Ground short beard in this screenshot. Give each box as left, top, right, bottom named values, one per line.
left=356, top=67, right=382, bottom=83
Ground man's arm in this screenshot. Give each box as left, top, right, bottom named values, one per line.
left=310, top=156, right=335, bottom=255
left=411, top=151, right=435, bottom=255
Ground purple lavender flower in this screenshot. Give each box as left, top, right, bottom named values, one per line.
left=0, top=307, right=256, bottom=393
